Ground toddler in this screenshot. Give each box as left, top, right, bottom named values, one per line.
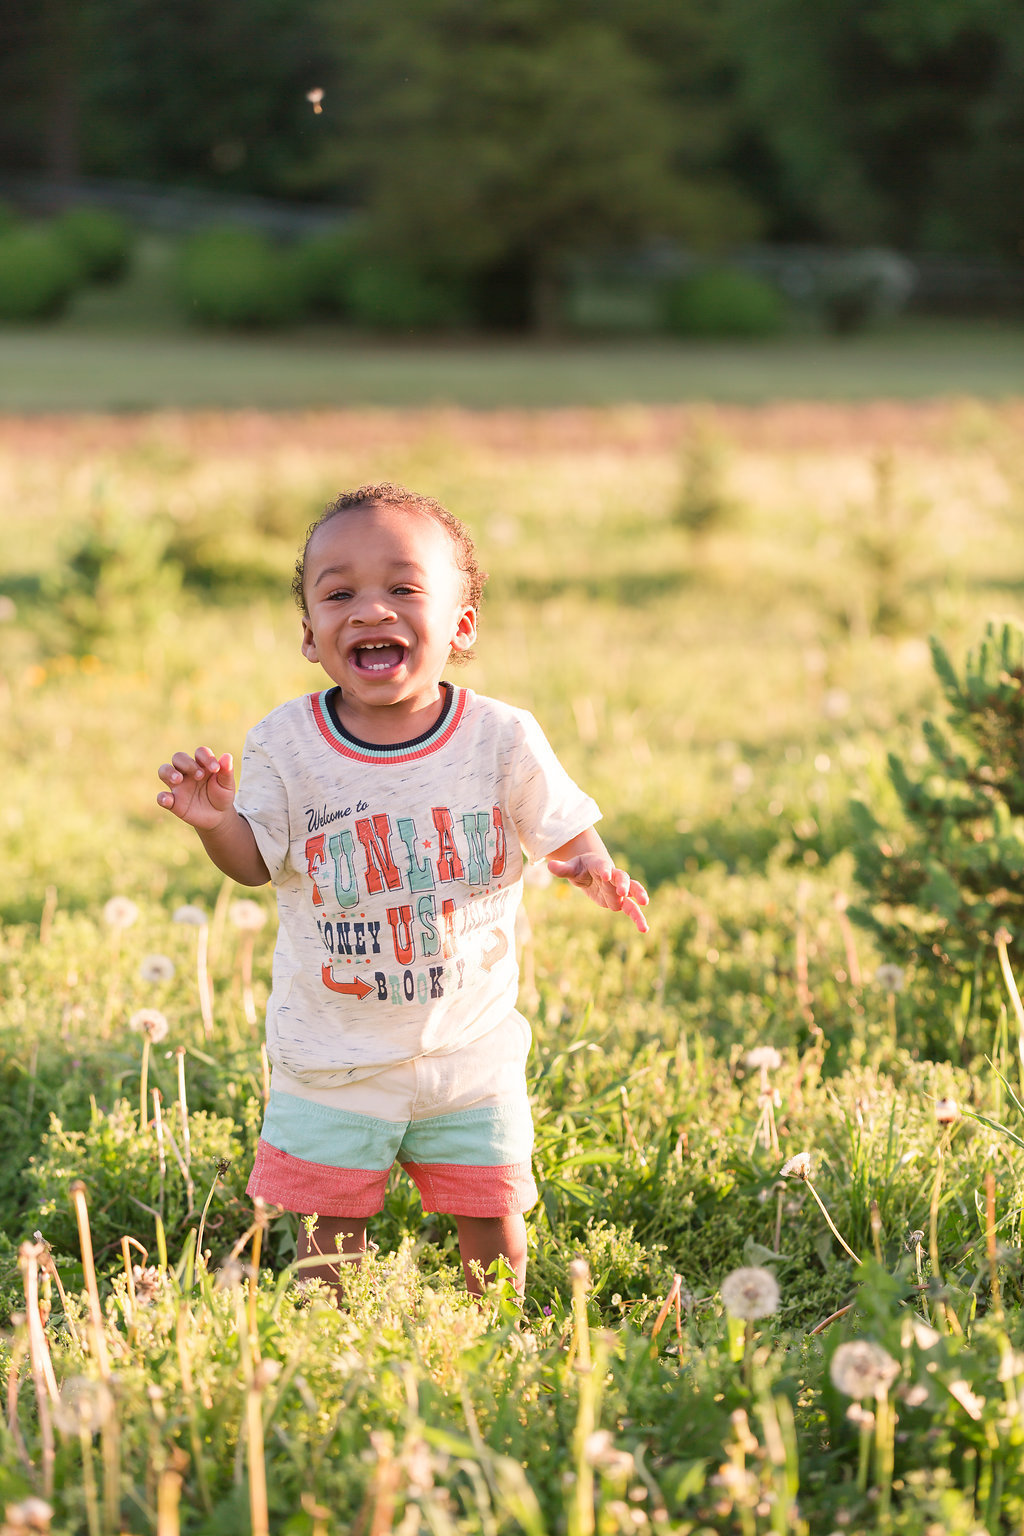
left=157, top=483, right=648, bottom=1295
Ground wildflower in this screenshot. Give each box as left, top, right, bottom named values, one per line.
left=829, top=1340, right=899, bottom=1400
left=53, top=1377, right=114, bottom=1436
left=874, top=963, right=905, bottom=993
left=934, top=1097, right=960, bottom=1125
left=3, top=1498, right=53, bottom=1531
left=173, top=904, right=208, bottom=926
left=584, top=1431, right=636, bottom=1479
left=746, top=1046, right=782, bottom=1072
left=720, top=1266, right=780, bottom=1321
left=780, top=1151, right=812, bottom=1181
left=132, top=1265, right=162, bottom=1305
left=306, top=87, right=324, bottom=112
left=103, top=896, right=139, bottom=929
left=129, top=1008, right=169, bottom=1044
left=139, top=954, right=175, bottom=983
left=947, top=1379, right=985, bottom=1420
left=230, top=899, right=267, bottom=931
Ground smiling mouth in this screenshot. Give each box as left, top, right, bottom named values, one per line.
left=352, top=643, right=407, bottom=673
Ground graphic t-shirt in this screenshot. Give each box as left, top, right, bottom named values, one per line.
left=235, top=685, right=599, bottom=1086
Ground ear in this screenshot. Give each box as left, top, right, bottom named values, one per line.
left=451, top=607, right=477, bottom=654
left=300, top=616, right=318, bottom=664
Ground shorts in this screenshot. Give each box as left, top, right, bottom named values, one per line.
left=246, top=1016, right=536, bottom=1219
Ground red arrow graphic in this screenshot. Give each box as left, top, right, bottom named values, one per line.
left=321, top=964, right=374, bottom=1000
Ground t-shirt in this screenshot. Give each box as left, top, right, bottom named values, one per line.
left=235, top=684, right=599, bottom=1087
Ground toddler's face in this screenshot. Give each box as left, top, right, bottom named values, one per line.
left=300, top=503, right=476, bottom=727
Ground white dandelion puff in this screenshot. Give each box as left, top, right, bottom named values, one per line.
left=139, top=954, right=175, bottom=983
left=230, top=899, right=267, bottom=931
left=3, top=1496, right=54, bottom=1530
left=745, top=1046, right=782, bottom=1072
left=874, top=963, right=906, bottom=993
left=568, top=1257, right=591, bottom=1286
left=103, top=896, right=139, bottom=929
left=53, top=1377, right=114, bottom=1436
left=934, top=1097, right=960, bottom=1125
left=780, top=1151, right=812, bottom=1181
left=132, top=1265, right=162, bottom=1305
left=172, top=903, right=208, bottom=927
left=129, top=1008, right=169, bottom=1044
left=830, top=1340, right=899, bottom=1400
left=720, top=1266, right=780, bottom=1320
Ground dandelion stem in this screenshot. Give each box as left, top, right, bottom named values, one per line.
left=805, top=1178, right=861, bottom=1265
left=70, top=1183, right=111, bottom=1379
left=18, top=1243, right=56, bottom=1499
left=175, top=1047, right=192, bottom=1169
left=650, top=1274, right=682, bottom=1347
left=139, top=1037, right=151, bottom=1133
left=985, top=1169, right=1002, bottom=1324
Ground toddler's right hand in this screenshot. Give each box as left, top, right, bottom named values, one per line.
left=157, top=747, right=236, bottom=829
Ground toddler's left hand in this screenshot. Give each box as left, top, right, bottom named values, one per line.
left=546, top=852, right=650, bottom=934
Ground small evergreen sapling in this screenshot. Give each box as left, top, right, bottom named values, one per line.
left=851, top=621, right=1024, bottom=980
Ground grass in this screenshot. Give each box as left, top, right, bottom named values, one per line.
left=4, top=402, right=1024, bottom=1532
left=0, top=237, right=1022, bottom=411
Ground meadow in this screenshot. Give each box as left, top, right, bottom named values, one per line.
left=2, top=397, right=1024, bottom=1534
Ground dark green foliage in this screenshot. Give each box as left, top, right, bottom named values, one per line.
left=663, top=267, right=786, bottom=338
left=0, top=228, right=79, bottom=320
left=178, top=226, right=304, bottom=328
left=293, top=225, right=363, bottom=315
left=346, top=259, right=470, bottom=332
left=852, top=620, right=1024, bottom=979
left=51, top=207, right=134, bottom=283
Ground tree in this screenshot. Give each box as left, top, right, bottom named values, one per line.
left=306, top=0, right=757, bottom=329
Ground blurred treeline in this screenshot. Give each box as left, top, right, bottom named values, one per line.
left=5, top=0, right=1023, bottom=329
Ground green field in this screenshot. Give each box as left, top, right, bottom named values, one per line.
left=3, top=403, right=1024, bottom=1533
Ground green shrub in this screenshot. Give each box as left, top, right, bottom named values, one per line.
left=347, top=258, right=469, bottom=332
left=178, top=226, right=304, bottom=328
left=0, top=228, right=78, bottom=320
left=852, top=620, right=1024, bottom=983
left=294, top=225, right=362, bottom=315
left=52, top=206, right=133, bottom=283
left=663, top=266, right=785, bottom=338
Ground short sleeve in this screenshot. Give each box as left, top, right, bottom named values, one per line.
left=235, top=731, right=291, bottom=884
left=506, top=710, right=601, bottom=860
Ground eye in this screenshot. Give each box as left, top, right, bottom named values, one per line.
left=392, top=584, right=419, bottom=596
left=325, top=589, right=352, bottom=602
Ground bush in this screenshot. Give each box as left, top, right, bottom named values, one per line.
left=347, top=258, right=469, bottom=332
left=0, top=228, right=79, bottom=320
left=852, top=620, right=1024, bottom=983
left=294, top=225, right=363, bottom=315
left=178, top=226, right=304, bottom=328
left=52, top=206, right=133, bottom=283
left=662, top=266, right=785, bottom=339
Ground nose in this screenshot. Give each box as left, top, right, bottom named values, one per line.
left=349, top=592, right=397, bottom=625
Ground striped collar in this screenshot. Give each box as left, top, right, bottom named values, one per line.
left=308, top=683, right=467, bottom=763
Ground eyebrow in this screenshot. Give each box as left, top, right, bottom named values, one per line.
left=313, top=562, right=429, bottom=587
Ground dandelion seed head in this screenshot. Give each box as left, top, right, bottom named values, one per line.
left=874, top=962, right=906, bottom=993
left=132, top=1265, right=161, bottom=1305
left=3, top=1496, right=54, bottom=1530
left=584, top=1430, right=635, bottom=1478
left=911, top=1319, right=939, bottom=1350
left=254, top=1359, right=282, bottom=1389
left=103, top=896, right=139, bottom=929
left=53, top=1377, right=114, bottom=1436
left=720, top=1266, right=780, bottom=1320
left=129, top=1008, right=169, bottom=1044
left=230, top=899, right=267, bottom=931
left=173, top=904, right=208, bottom=927
left=780, top=1151, right=812, bottom=1180
left=995, top=927, right=1013, bottom=948
left=745, top=1046, right=782, bottom=1072
left=845, top=1402, right=875, bottom=1427
left=139, top=954, right=175, bottom=983
left=829, top=1340, right=898, bottom=1400
left=568, top=1257, right=591, bottom=1286
left=934, top=1097, right=960, bottom=1125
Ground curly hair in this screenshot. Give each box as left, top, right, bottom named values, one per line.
left=292, top=483, right=487, bottom=664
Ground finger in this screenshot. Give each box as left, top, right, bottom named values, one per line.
left=157, top=790, right=176, bottom=811
left=171, top=750, right=201, bottom=779
left=216, top=752, right=234, bottom=780
left=629, top=879, right=650, bottom=908
left=545, top=857, right=578, bottom=880
left=157, top=761, right=185, bottom=787
left=622, top=896, right=650, bottom=934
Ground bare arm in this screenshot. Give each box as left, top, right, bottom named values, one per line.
left=157, top=746, right=270, bottom=887
left=545, top=826, right=649, bottom=933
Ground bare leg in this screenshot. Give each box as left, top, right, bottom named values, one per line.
left=297, top=1214, right=367, bottom=1292
left=454, top=1213, right=527, bottom=1297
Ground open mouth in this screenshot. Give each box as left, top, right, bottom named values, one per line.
left=352, top=642, right=407, bottom=673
